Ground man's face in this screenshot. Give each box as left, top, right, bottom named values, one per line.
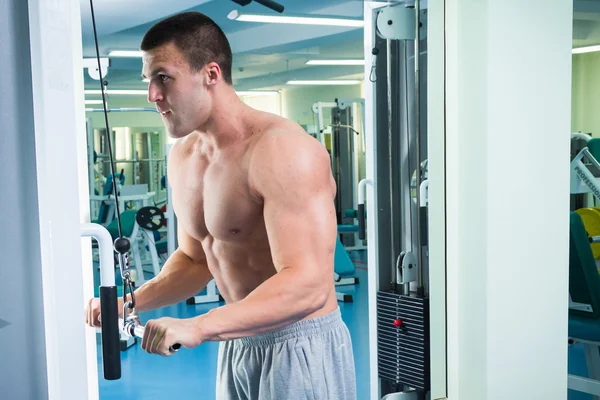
left=142, top=43, right=212, bottom=138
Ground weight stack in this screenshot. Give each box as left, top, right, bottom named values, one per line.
left=377, top=290, right=430, bottom=391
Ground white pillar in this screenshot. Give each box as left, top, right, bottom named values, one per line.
left=28, top=0, right=94, bottom=399
left=444, top=1, right=572, bottom=399
left=0, top=0, right=49, bottom=398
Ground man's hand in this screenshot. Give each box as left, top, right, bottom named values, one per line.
left=141, top=317, right=205, bottom=356
left=85, top=297, right=124, bottom=328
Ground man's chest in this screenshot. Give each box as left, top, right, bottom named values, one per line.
left=171, top=157, right=263, bottom=242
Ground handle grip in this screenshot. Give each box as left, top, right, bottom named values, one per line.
left=99, top=286, right=121, bottom=380
left=358, top=203, right=366, bottom=240
left=123, top=322, right=181, bottom=353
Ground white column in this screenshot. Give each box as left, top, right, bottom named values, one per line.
left=427, top=0, right=447, bottom=398
left=28, top=0, right=94, bottom=399
left=445, top=1, right=572, bottom=400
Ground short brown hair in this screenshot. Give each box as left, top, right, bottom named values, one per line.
left=140, top=12, right=233, bottom=85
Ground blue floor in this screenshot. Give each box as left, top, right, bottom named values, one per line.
left=95, top=253, right=597, bottom=400
left=95, top=251, right=370, bottom=400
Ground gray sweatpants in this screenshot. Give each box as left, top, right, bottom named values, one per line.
left=216, top=307, right=356, bottom=400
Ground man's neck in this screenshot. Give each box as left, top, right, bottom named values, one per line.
left=197, top=86, right=253, bottom=149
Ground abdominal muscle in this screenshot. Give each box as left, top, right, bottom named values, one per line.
left=202, top=236, right=277, bottom=303
left=199, top=234, right=339, bottom=324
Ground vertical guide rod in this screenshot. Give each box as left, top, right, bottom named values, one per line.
left=414, top=0, right=424, bottom=294
left=387, top=39, right=398, bottom=292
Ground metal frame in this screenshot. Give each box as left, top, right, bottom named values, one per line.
left=571, top=147, right=600, bottom=200
left=364, top=1, right=446, bottom=398
left=313, top=99, right=368, bottom=251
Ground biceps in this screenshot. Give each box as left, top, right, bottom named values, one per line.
left=176, top=223, right=208, bottom=265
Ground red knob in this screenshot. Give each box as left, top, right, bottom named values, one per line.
left=393, top=319, right=403, bottom=327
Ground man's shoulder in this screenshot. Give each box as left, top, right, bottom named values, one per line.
left=256, top=119, right=320, bottom=153
left=250, top=120, right=330, bottom=177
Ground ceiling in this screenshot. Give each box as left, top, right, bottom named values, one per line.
left=80, top=0, right=368, bottom=93
left=80, top=0, right=600, bottom=96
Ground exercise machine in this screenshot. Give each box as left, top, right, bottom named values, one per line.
left=571, top=133, right=600, bottom=207
left=86, top=112, right=167, bottom=210
left=363, top=2, right=431, bottom=399
left=567, top=212, right=600, bottom=399
left=81, top=222, right=179, bottom=374
left=313, top=98, right=367, bottom=251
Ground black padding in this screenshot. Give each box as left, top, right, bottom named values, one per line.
left=358, top=204, right=366, bottom=240
left=136, top=206, right=166, bottom=231
left=100, top=286, right=121, bottom=380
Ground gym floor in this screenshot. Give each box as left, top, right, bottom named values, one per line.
left=94, top=250, right=370, bottom=400
left=93, top=252, right=591, bottom=400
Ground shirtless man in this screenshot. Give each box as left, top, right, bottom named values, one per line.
left=85, top=11, right=356, bottom=400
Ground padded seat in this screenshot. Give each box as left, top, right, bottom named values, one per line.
left=106, top=210, right=137, bottom=240
left=338, top=224, right=359, bottom=233
left=333, top=236, right=358, bottom=303
left=569, top=315, right=600, bottom=342
left=334, top=236, right=356, bottom=277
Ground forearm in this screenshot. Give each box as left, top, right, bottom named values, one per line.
left=126, top=248, right=212, bottom=312
left=198, top=268, right=327, bottom=342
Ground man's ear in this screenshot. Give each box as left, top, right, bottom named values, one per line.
left=205, top=62, right=222, bottom=85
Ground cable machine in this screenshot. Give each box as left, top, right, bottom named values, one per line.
left=361, top=2, right=431, bottom=399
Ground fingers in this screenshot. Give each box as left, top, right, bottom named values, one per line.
left=141, top=321, right=172, bottom=356
left=84, top=298, right=102, bottom=328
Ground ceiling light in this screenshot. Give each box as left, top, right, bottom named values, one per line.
left=287, top=80, right=362, bottom=85
left=306, top=60, right=365, bottom=66
left=85, top=90, right=148, bottom=95
left=108, top=50, right=144, bottom=58
left=85, top=100, right=104, bottom=105
left=142, top=78, right=150, bottom=83
left=227, top=10, right=364, bottom=27
left=572, top=45, right=600, bottom=54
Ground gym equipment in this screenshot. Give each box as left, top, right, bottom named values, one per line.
left=567, top=211, right=600, bottom=398
left=87, top=113, right=167, bottom=217
left=84, top=0, right=182, bottom=379
left=334, top=236, right=359, bottom=302
left=93, top=172, right=125, bottom=224
left=381, top=392, right=420, bottom=400
left=186, top=280, right=223, bottom=305
left=364, top=2, right=431, bottom=398
left=571, top=137, right=600, bottom=204
left=313, top=98, right=366, bottom=250
left=136, top=206, right=165, bottom=231
left=81, top=223, right=121, bottom=380
left=575, top=208, right=600, bottom=260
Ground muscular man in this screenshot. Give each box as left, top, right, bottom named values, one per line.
left=85, top=11, right=356, bottom=400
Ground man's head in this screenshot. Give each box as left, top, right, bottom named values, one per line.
left=140, top=12, right=233, bottom=138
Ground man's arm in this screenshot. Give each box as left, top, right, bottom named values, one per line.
left=126, top=224, right=213, bottom=312
left=197, top=128, right=337, bottom=341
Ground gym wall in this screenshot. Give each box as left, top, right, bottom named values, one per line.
left=84, top=84, right=365, bottom=135
left=85, top=96, right=163, bottom=128
left=572, top=52, right=600, bottom=135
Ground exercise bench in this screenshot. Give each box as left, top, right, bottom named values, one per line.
left=334, top=236, right=359, bottom=302
left=568, top=211, right=600, bottom=399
